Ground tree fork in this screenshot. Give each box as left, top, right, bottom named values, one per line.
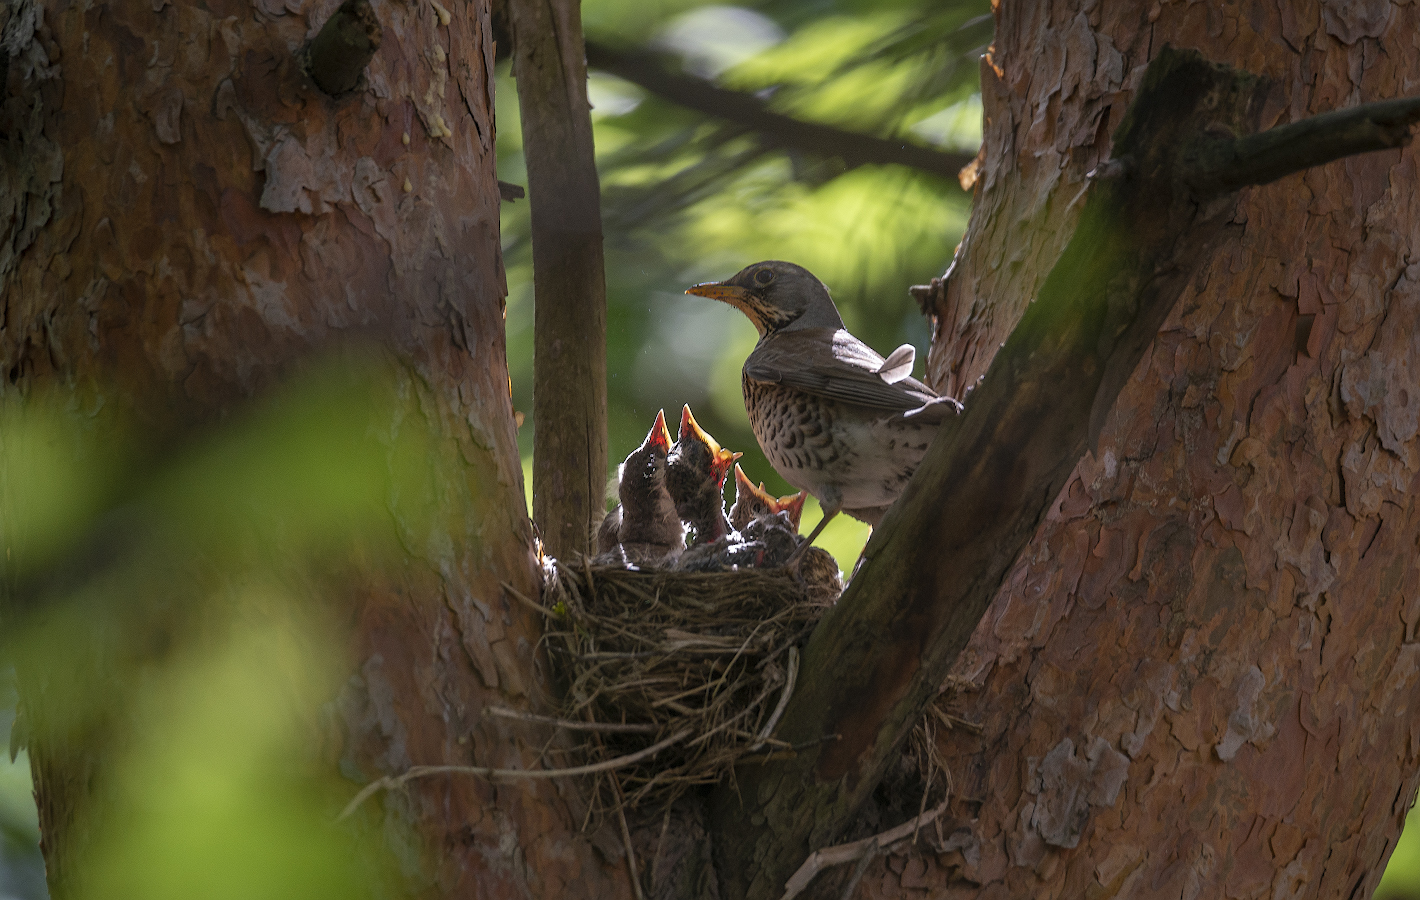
left=510, top=0, right=609, bottom=561
left=709, top=48, right=1420, bottom=900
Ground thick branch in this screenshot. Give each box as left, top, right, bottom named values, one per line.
left=1188, top=94, right=1420, bottom=194
left=512, top=0, right=608, bottom=559
left=301, top=0, right=381, bottom=96
left=709, top=47, right=1272, bottom=900
left=584, top=41, right=976, bottom=182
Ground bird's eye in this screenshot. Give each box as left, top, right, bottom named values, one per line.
left=754, top=268, right=775, bottom=285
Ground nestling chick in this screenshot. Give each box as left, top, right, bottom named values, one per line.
left=596, top=410, right=685, bottom=566
left=729, top=464, right=807, bottom=533
left=666, top=405, right=739, bottom=545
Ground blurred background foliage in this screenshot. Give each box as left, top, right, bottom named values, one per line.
left=0, top=362, right=430, bottom=899
left=3, top=0, right=1419, bottom=896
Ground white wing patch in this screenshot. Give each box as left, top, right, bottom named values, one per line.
left=875, top=344, right=916, bottom=384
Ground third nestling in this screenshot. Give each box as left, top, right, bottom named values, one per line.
left=675, top=458, right=841, bottom=597
left=729, top=464, right=806, bottom=533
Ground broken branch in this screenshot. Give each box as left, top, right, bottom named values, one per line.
left=301, top=0, right=381, bottom=97
left=779, top=797, right=951, bottom=900
left=1188, top=94, right=1420, bottom=195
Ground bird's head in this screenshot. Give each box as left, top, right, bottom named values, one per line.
left=732, top=464, right=776, bottom=510
left=775, top=490, right=807, bottom=531
left=685, top=260, right=844, bottom=337
left=677, top=405, right=740, bottom=488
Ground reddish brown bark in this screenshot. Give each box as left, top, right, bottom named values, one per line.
left=863, top=3, right=1420, bottom=898
left=0, top=0, right=624, bottom=897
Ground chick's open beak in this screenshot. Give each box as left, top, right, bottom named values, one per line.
left=733, top=463, right=756, bottom=496
left=679, top=404, right=724, bottom=455
left=777, top=491, right=807, bottom=522
left=711, top=448, right=741, bottom=488
left=648, top=409, right=672, bottom=453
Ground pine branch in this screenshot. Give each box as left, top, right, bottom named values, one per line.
left=584, top=40, right=976, bottom=183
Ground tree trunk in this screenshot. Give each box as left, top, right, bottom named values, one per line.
left=867, top=3, right=1420, bottom=897
left=0, top=1, right=625, bottom=897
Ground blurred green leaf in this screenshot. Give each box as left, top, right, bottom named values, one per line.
left=150, top=361, right=426, bottom=564
left=74, top=596, right=388, bottom=900
left=0, top=394, right=119, bottom=582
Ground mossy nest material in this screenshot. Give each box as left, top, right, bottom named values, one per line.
left=541, top=559, right=839, bottom=807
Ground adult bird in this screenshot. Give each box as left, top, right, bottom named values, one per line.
left=686, top=260, right=959, bottom=552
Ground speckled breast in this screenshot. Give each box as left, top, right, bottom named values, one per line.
left=743, top=372, right=937, bottom=511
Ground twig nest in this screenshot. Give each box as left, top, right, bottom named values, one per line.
left=541, top=559, right=839, bottom=806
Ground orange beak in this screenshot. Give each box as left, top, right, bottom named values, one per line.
left=733, top=464, right=776, bottom=507
left=733, top=463, right=756, bottom=498
left=711, top=448, right=740, bottom=489
left=685, top=281, right=749, bottom=304
left=686, top=281, right=760, bottom=320
left=647, top=409, right=672, bottom=454
left=776, top=491, right=807, bottom=531
left=678, top=404, right=724, bottom=455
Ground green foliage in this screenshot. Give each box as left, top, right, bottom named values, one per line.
left=0, top=358, right=442, bottom=898
left=73, top=603, right=372, bottom=900
left=1381, top=803, right=1420, bottom=899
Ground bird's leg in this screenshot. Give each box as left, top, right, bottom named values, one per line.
left=785, top=503, right=839, bottom=567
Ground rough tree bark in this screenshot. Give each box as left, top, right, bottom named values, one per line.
left=0, top=1, right=625, bottom=898
left=847, top=3, right=1420, bottom=898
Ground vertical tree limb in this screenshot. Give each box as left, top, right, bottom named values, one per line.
left=509, top=0, right=608, bottom=560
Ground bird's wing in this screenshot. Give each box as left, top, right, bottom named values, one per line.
left=745, top=329, right=939, bottom=412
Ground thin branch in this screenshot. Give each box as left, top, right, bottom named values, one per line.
left=584, top=41, right=976, bottom=183
left=501, top=580, right=560, bottom=618
left=779, top=797, right=951, bottom=900
left=483, top=706, right=660, bottom=733
left=611, top=776, right=647, bottom=900
left=337, top=728, right=692, bottom=821
left=750, top=646, right=798, bottom=751
left=1188, top=94, right=1420, bottom=194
